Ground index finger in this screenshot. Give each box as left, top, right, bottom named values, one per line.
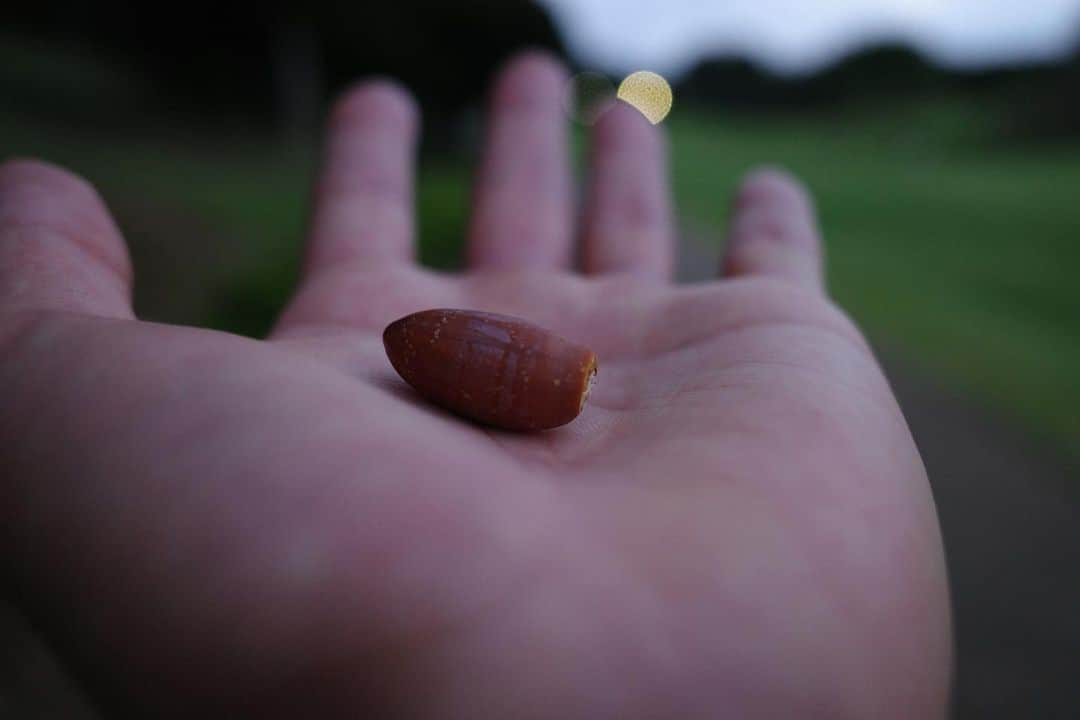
left=304, top=81, right=420, bottom=274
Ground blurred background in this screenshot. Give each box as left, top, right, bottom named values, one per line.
left=1, top=0, right=1078, bottom=717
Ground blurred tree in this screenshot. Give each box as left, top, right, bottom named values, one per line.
left=676, top=37, right=1080, bottom=141
left=809, top=44, right=943, bottom=102
left=6, top=0, right=565, bottom=141
left=1002, top=45, right=1080, bottom=139
left=678, top=57, right=788, bottom=109
left=678, top=44, right=944, bottom=111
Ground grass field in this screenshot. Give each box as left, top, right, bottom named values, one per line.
left=2, top=100, right=1078, bottom=458
left=666, top=106, right=1080, bottom=459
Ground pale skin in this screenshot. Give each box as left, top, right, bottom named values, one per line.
left=0, top=52, right=951, bottom=717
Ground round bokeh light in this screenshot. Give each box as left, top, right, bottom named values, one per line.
left=616, top=71, right=673, bottom=124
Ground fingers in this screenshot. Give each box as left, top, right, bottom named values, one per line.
left=0, top=159, right=133, bottom=319
left=721, top=168, right=824, bottom=291
left=305, top=80, right=419, bottom=274
left=467, top=51, right=573, bottom=270
left=581, top=102, right=674, bottom=279
left=275, top=82, right=421, bottom=336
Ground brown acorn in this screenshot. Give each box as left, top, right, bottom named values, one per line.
left=383, top=309, right=598, bottom=431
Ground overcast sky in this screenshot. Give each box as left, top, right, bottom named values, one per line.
left=538, top=0, right=1080, bottom=77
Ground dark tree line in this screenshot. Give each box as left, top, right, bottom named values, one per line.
left=677, top=40, right=1080, bottom=138
left=7, top=0, right=564, bottom=133
left=8, top=2, right=1080, bottom=138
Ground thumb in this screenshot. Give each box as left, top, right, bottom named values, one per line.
left=0, top=159, right=134, bottom=319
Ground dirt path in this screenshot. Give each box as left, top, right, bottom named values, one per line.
left=888, top=359, right=1080, bottom=718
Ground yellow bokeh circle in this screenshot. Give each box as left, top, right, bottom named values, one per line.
left=617, top=71, right=673, bottom=124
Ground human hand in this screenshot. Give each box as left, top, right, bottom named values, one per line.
left=0, top=52, right=950, bottom=718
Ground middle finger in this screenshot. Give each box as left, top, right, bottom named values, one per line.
left=467, top=52, right=573, bottom=271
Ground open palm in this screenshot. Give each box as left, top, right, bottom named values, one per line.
left=0, top=53, right=950, bottom=718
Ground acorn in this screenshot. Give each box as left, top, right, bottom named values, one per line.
left=383, top=309, right=598, bottom=431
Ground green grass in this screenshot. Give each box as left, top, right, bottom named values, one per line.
left=666, top=106, right=1080, bottom=456
left=2, top=101, right=1078, bottom=457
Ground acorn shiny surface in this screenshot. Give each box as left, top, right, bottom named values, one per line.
left=382, top=309, right=598, bottom=431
